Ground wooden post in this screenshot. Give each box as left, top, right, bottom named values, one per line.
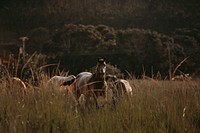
left=19, top=37, right=29, bottom=63
left=167, top=43, right=172, bottom=80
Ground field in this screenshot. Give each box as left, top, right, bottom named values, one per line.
left=0, top=76, right=200, bottom=133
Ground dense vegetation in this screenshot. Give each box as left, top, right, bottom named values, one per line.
left=0, top=0, right=200, bottom=77
left=0, top=75, right=200, bottom=132
left=1, top=0, right=200, bottom=32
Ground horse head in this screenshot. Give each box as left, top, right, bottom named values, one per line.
left=96, top=57, right=106, bottom=78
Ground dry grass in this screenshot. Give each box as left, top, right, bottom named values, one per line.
left=0, top=75, right=200, bottom=133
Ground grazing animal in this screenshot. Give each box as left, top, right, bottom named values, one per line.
left=7, top=77, right=27, bottom=97
left=106, top=75, right=133, bottom=97
left=11, top=77, right=27, bottom=89
left=115, top=79, right=133, bottom=96
left=74, top=58, right=108, bottom=108
left=171, top=74, right=192, bottom=81
left=46, top=75, right=76, bottom=95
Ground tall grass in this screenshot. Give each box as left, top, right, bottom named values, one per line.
left=0, top=76, right=200, bottom=133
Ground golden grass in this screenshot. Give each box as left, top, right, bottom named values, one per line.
left=0, top=76, right=200, bottom=133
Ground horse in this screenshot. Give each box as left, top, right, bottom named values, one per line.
left=74, top=57, right=108, bottom=109
left=46, top=75, right=76, bottom=95
left=106, top=74, right=133, bottom=102
left=115, top=79, right=133, bottom=96
left=3, top=77, right=28, bottom=97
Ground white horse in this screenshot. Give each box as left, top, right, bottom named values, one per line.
left=4, top=77, right=28, bottom=97
left=46, top=75, right=76, bottom=95
left=115, top=79, right=133, bottom=96
left=106, top=75, right=133, bottom=97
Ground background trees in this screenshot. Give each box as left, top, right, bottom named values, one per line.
left=0, top=0, right=200, bottom=78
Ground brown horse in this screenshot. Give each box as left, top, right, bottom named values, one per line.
left=74, top=58, right=107, bottom=108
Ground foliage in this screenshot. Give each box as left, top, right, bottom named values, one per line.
left=1, top=0, right=200, bottom=32
left=0, top=0, right=200, bottom=77
left=0, top=75, right=200, bottom=132
left=172, top=28, right=200, bottom=75
left=1, top=22, right=199, bottom=77
left=27, top=27, right=51, bottom=53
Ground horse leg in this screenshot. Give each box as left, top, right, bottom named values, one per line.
left=111, top=86, right=120, bottom=108
left=85, top=90, right=99, bottom=110
left=93, top=91, right=99, bottom=109
left=84, top=92, right=92, bottom=112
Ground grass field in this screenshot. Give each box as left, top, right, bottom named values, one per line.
left=0, top=77, right=200, bottom=133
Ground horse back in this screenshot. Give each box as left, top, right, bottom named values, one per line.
left=75, top=72, right=92, bottom=98
left=115, top=79, right=133, bottom=96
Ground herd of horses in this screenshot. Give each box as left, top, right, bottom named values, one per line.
left=1, top=57, right=133, bottom=112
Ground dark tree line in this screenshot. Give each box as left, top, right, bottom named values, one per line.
left=1, top=0, right=200, bottom=33
left=0, top=0, right=200, bottom=77
left=21, top=24, right=199, bottom=78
